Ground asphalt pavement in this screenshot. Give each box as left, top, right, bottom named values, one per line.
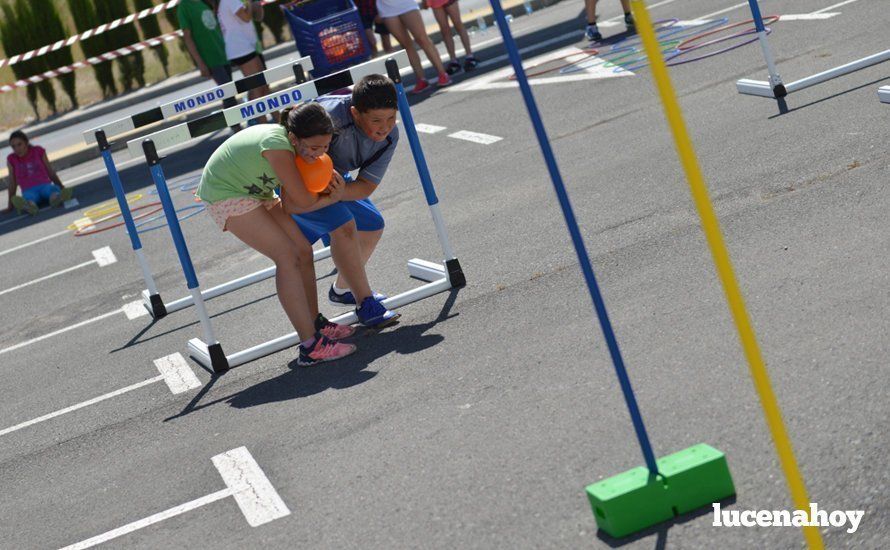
left=1, top=0, right=888, bottom=548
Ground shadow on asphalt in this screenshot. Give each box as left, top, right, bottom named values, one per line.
left=163, top=288, right=460, bottom=422
left=593, top=495, right=737, bottom=548
left=767, top=75, right=890, bottom=119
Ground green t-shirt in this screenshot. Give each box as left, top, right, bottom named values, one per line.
left=177, top=0, right=228, bottom=68
left=197, top=125, right=294, bottom=203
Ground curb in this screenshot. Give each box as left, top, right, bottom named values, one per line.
left=1, top=0, right=567, bottom=191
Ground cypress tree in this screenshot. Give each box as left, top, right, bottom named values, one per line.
left=30, top=0, right=78, bottom=108
left=95, top=0, right=145, bottom=91
left=68, top=0, right=118, bottom=98
left=134, top=0, right=170, bottom=77
left=12, top=0, right=57, bottom=114
left=0, top=4, right=40, bottom=117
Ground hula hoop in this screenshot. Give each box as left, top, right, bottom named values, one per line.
left=508, top=48, right=599, bottom=80
left=558, top=48, right=636, bottom=74
left=134, top=203, right=206, bottom=234
left=80, top=193, right=144, bottom=219
left=677, top=16, right=778, bottom=51
left=74, top=202, right=163, bottom=237
left=667, top=27, right=771, bottom=66
left=650, top=17, right=730, bottom=43
left=607, top=18, right=679, bottom=51
left=611, top=40, right=683, bottom=73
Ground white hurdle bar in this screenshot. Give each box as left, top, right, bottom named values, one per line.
left=83, top=56, right=326, bottom=319
left=737, top=0, right=890, bottom=105
left=739, top=49, right=890, bottom=98
left=876, top=85, right=890, bottom=104
left=130, top=51, right=465, bottom=373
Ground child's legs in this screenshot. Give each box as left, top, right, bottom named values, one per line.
left=268, top=203, right=320, bottom=320
left=365, top=27, right=378, bottom=54
left=384, top=16, right=426, bottom=80
left=333, top=199, right=384, bottom=289
left=328, top=219, right=373, bottom=302
left=620, top=0, right=631, bottom=14
left=432, top=8, right=457, bottom=62
left=400, top=10, right=446, bottom=74
left=226, top=205, right=316, bottom=341
left=445, top=3, right=473, bottom=55
left=23, top=183, right=59, bottom=207
left=585, top=0, right=597, bottom=22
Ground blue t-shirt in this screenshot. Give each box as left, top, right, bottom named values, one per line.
left=318, top=96, right=399, bottom=185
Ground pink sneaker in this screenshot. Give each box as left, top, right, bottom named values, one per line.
left=436, top=72, right=452, bottom=87
left=298, top=335, right=356, bottom=367
left=315, top=313, right=356, bottom=340
left=410, top=79, right=430, bottom=94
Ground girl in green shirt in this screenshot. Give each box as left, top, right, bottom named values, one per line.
left=197, top=104, right=363, bottom=366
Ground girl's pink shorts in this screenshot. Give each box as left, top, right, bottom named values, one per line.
left=206, top=197, right=279, bottom=231
left=428, top=0, right=457, bottom=8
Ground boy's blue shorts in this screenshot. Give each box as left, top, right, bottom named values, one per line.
left=292, top=197, right=385, bottom=245
left=22, top=183, right=61, bottom=205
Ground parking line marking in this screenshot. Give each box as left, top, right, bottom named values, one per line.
left=59, top=447, right=288, bottom=549
left=812, top=0, right=858, bottom=14
left=59, top=489, right=234, bottom=550
left=780, top=13, right=839, bottom=20
left=0, top=247, right=116, bottom=297
left=415, top=123, right=447, bottom=134
left=448, top=130, right=503, bottom=145
left=0, top=229, right=68, bottom=258
left=122, top=300, right=150, bottom=320
left=212, top=447, right=291, bottom=527
left=0, top=376, right=164, bottom=438
left=0, top=309, right=122, bottom=356
left=154, top=353, right=201, bottom=395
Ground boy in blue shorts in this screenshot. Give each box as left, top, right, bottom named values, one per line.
left=291, top=74, right=399, bottom=322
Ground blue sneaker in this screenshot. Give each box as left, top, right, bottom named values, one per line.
left=355, top=296, right=400, bottom=328
left=329, top=285, right=387, bottom=306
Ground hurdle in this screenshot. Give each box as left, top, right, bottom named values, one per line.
left=81, top=56, right=323, bottom=320
left=736, top=0, right=890, bottom=113
left=126, top=52, right=464, bottom=373
left=875, top=85, right=890, bottom=104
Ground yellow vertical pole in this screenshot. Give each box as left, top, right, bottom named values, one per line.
left=628, top=2, right=824, bottom=548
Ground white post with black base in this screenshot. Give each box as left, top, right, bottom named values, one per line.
left=126, top=52, right=463, bottom=371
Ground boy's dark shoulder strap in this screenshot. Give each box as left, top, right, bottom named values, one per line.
left=359, top=135, right=393, bottom=171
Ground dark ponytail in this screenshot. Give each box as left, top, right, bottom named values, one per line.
left=280, top=102, right=335, bottom=139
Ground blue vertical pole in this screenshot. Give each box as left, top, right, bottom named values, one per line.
left=746, top=0, right=788, bottom=110
left=385, top=59, right=465, bottom=288
left=96, top=131, right=166, bottom=318
left=488, top=0, right=658, bottom=474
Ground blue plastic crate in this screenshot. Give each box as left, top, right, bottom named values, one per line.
left=283, top=0, right=371, bottom=77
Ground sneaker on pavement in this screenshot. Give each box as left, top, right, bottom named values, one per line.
left=624, top=13, right=635, bottom=32
left=50, top=187, right=73, bottom=208
left=436, top=72, right=452, bottom=87
left=315, top=313, right=356, bottom=340
left=463, top=56, right=479, bottom=71
left=445, top=60, right=461, bottom=75
left=329, top=285, right=388, bottom=306
left=11, top=196, right=38, bottom=215
left=411, top=79, right=431, bottom=94
left=585, top=25, right=602, bottom=42
left=355, top=296, right=400, bottom=328
left=298, top=334, right=357, bottom=367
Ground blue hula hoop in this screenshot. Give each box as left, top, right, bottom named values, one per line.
left=133, top=203, right=206, bottom=234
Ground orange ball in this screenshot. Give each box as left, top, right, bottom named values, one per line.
left=295, top=153, right=334, bottom=193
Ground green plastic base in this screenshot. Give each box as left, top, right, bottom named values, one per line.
left=585, top=443, right=735, bottom=538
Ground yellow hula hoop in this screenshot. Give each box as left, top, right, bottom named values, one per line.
left=82, top=193, right=144, bottom=219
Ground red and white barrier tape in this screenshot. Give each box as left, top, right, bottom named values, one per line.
left=0, top=30, right=183, bottom=94
left=0, top=0, right=180, bottom=70
left=0, top=0, right=282, bottom=70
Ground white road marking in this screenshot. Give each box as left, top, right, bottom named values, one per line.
left=64, top=198, right=80, bottom=209
left=0, top=309, right=122, bottom=356
left=59, top=447, right=288, bottom=549
left=212, top=447, right=291, bottom=527
left=91, top=246, right=117, bottom=267
left=448, top=130, right=504, bottom=145
left=0, top=375, right=164, bottom=438
left=414, top=123, right=447, bottom=134
left=812, top=0, right=859, bottom=14
left=154, top=353, right=201, bottom=395
left=780, top=13, right=839, bottom=20
left=0, top=247, right=115, bottom=297
left=0, top=229, right=68, bottom=258
left=58, top=489, right=234, bottom=550
left=122, top=300, right=150, bottom=320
